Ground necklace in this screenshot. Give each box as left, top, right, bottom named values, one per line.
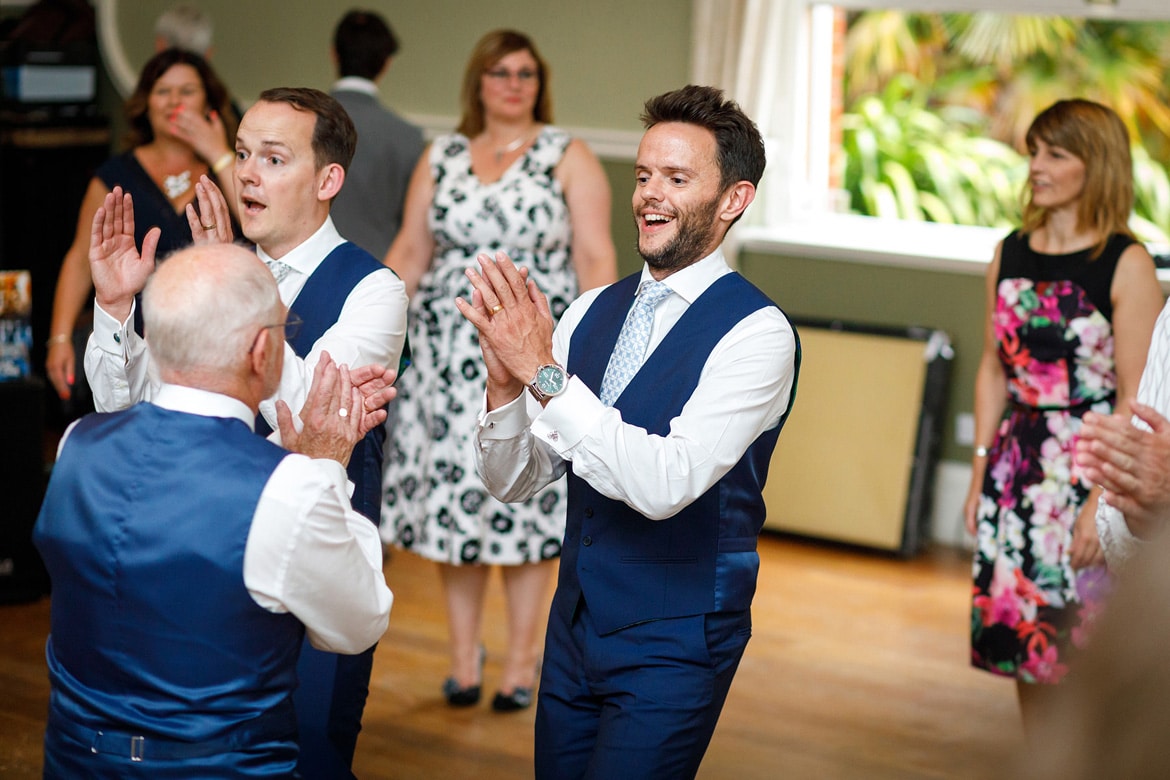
left=494, top=132, right=531, bottom=162
left=163, top=170, right=192, bottom=199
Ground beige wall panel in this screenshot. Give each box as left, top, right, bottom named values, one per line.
left=763, top=327, right=929, bottom=550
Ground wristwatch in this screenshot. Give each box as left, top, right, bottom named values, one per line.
left=528, top=364, right=568, bottom=402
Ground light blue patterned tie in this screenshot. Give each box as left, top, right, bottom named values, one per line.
left=599, top=280, right=673, bottom=406
left=265, top=259, right=295, bottom=285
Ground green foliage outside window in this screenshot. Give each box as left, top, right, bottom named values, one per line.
left=841, top=12, right=1170, bottom=246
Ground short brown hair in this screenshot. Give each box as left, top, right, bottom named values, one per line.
left=641, top=85, right=766, bottom=193
left=256, top=87, right=357, bottom=171
left=456, top=29, right=552, bottom=138
left=124, top=48, right=236, bottom=150
left=1022, top=99, right=1135, bottom=258
left=333, top=10, right=399, bottom=80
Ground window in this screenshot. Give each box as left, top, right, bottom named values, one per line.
left=701, top=0, right=1170, bottom=272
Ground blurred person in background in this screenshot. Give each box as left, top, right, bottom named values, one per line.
left=380, top=28, right=616, bottom=712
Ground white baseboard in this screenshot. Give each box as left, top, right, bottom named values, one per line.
left=929, top=460, right=975, bottom=551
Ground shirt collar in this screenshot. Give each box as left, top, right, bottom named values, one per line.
left=255, top=216, right=345, bottom=278
left=154, top=384, right=256, bottom=430
left=637, top=247, right=730, bottom=305
left=332, top=77, right=379, bottom=97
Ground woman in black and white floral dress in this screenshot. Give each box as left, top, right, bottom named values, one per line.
left=382, top=29, right=615, bottom=711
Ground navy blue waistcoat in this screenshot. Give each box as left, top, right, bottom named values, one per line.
left=562, top=272, right=799, bottom=635
left=33, top=405, right=302, bottom=750
left=265, top=241, right=395, bottom=523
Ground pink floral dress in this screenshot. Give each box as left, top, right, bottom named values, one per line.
left=970, top=230, right=1132, bottom=684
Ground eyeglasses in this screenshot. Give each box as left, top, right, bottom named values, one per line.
left=484, top=69, right=539, bottom=83
left=248, top=313, right=302, bottom=354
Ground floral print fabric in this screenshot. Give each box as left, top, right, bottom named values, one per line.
left=970, top=233, right=1125, bottom=684
left=380, top=127, right=574, bottom=565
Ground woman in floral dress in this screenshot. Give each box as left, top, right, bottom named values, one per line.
left=964, top=99, right=1163, bottom=734
left=381, top=30, right=616, bottom=710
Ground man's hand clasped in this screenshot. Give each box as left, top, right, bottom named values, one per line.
left=277, top=352, right=396, bottom=467
left=455, top=251, right=558, bottom=408
left=1076, top=402, right=1170, bottom=539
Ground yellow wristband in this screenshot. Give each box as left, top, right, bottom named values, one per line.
left=46, top=334, right=71, bottom=346
left=211, top=152, right=234, bottom=174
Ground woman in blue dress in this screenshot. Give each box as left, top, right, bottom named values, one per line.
left=45, top=48, right=238, bottom=402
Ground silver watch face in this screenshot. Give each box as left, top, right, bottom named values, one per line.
left=535, top=365, right=566, bottom=395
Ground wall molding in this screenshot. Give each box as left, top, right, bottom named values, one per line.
left=408, top=113, right=642, bottom=162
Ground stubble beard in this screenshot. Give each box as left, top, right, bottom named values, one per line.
left=636, top=194, right=722, bottom=273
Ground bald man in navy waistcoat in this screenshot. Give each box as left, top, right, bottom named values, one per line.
left=36, top=242, right=394, bottom=778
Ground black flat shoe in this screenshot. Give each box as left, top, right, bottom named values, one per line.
left=490, top=686, right=533, bottom=712
left=443, top=645, right=486, bottom=707
left=443, top=677, right=482, bottom=707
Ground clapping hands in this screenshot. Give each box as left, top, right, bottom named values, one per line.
left=88, top=186, right=159, bottom=323
left=276, top=352, right=397, bottom=466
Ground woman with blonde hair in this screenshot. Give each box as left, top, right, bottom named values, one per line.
left=964, top=98, right=1163, bottom=734
left=382, top=29, right=616, bottom=711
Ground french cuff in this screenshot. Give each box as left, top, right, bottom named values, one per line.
left=258, top=398, right=280, bottom=436
left=478, top=390, right=531, bottom=440
left=529, top=376, right=602, bottom=457
left=92, top=299, right=135, bottom=355
left=313, top=457, right=355, bottom=499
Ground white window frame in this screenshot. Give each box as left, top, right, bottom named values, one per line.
left=718, top=0, right=1170, bottom=279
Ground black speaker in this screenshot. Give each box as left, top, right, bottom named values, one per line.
left=0, top=376, right=49, bottom=603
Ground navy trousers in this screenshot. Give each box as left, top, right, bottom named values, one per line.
left=292, top=639, right=377, bottom=779
left=534, top=597, right=751, bottom=780
left=290, top=462, right=381, bottom=779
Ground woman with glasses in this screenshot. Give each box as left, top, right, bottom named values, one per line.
left=381, top=29, right=616, bottom=712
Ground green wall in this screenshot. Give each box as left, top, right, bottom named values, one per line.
left=601, top=160, right=642, bottom=277
left=738, top=251, right=987, bottom=463
left=109, top=0, right=690, bottom=129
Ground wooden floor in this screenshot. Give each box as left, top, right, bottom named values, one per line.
left=0, top=534, right=1023, bottom=779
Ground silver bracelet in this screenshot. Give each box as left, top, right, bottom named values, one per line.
left=974, top=445, right=990, bottom=458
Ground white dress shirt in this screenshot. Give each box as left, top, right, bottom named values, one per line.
left=84, top=217, right=409, bottom=430
left=57, top=384, right=393, bottom=654
left=475, top=248, right=798, bottom=520
left=1097, top=298, right=1170, bottom=567
left=331, top=76, right=379, bottom=96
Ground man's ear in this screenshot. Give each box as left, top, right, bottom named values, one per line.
left=719, top=181, right=757, bottom=224
left=250, top=327, right=271, bottom=379
left=318, top=163, right=346, bottom=203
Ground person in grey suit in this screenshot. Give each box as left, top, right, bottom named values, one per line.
left=330, top=10, right=425, bottom=259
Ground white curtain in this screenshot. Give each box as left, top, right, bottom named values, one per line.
left=690, top=0, right=828, bottom=237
